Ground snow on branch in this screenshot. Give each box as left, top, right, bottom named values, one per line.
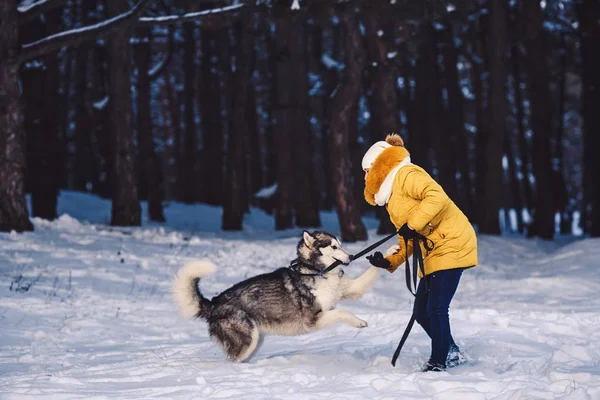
left=321, top=54, right=344, bottom=71
left=18, top=0, right=45, bottom=13
left=18, top=0, right=68, bottom=26
left=137, top=3, right=245, bottom=27
left=15, top=0, right=153, bottom=66
left=93, top=96, right=109, bottom=111
left=254, top=184, right=278, bottom=199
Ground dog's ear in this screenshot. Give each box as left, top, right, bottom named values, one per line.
left=303, top=231, right=315, bottom=248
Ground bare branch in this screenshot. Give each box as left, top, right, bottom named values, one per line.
left=14, top=0, right=154, bottom=66
left=137, top=3, right=245, bottom=27
left=18, top=0, right=68, bottom=26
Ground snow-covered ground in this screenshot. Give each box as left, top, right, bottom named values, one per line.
left=1, top=191, right=599, bottom=399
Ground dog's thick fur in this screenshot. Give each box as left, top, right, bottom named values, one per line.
left=172, top=231, right=381, bottom=362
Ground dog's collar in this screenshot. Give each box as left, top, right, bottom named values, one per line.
left=288, top=259, right=343, bottom=278
left=289, top=259, right=321, bottom=275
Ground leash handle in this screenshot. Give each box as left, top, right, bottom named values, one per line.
left=403, top=234, right=431, bottom=296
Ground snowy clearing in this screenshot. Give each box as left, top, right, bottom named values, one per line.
left=1, top=192, right=599, bottom=399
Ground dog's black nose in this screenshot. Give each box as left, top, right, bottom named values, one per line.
left=348, top=254, right=355, bottom=261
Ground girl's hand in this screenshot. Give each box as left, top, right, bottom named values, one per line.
left=366, top=251, right=392, bottom=269
left=398, top=222, right=417, bottom=239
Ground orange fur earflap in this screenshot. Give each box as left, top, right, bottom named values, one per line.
left=385, top=133, right=404, bottom=147
left=364, top=146, right=410, bottom=206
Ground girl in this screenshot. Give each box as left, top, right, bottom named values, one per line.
left=362, top=134, right=478, bottom=372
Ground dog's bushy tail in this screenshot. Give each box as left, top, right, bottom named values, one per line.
left=172, top=260, right=215, bottom=320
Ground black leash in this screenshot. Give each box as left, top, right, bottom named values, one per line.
left=290, top=230, right=400, bottom=277
left=391, top=232, right=434, bottom=367
left=321, top=230, right=401, bottom=275
left=287, top=227, right=435, bottom=368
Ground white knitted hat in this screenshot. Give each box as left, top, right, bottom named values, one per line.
left=361, top=141, right=391, bottom=170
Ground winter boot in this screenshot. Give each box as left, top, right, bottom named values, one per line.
left=421, top=360, right=446, bottom=372
left=446, top=344, right=467, bottom=368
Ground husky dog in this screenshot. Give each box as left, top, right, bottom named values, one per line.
left=172, top=230, right=381, bottom=362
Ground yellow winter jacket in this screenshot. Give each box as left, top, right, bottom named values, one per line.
left=364, top=145, right=478, bottom=276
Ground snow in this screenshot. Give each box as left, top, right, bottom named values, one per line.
left=1, top=191, right=600, bottom=399
left=17, top=0, right=46, bottom=14
left=23, top=61, right=45, bottom=70
left=92, top=96, right=109, bottom=111
left=321, top=54, right=344, bottom=71
left=254, top=184, right=278, bottom=199
left=397, top=76, right=405, bottom=89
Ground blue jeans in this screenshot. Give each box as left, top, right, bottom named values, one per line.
left=413, top=268, right=463, bottom=366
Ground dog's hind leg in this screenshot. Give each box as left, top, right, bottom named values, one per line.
left=235, top=322, right=261, bottom=362
left=313, top=309, right=368, bottom=331
left=210, top=313, right=261, bottom=363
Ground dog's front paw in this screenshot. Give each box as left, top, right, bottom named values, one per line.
left=355, top=319, right=368, bottom=328
left=384, top=245, right=401, bottom=257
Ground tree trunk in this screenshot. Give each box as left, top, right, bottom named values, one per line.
left=556, top=35, right=570, bottom=236
left=21, top=13, right=61, bottom=220
left=398, top=54, right=412, bottom=139
left=363, top=0, right=399, bottom=138
left=0, top=2, right=33, bottom=232
left=523, top=0, right=554, bottom=240
left=412, top=22, right=437, bottom=172
left=246, top=83, right=262, bottom=207
left=578, top=0, right=600, bottom=237
left=57, top=48, right=73, bottom=192
left=199, top=25, right=224, bottom=206
left=165, top=70, right=181, bottom=201
left=273, top=11, right=295, bottom=230
left=223, top=12, right=254, bottom=231
left=88, top=43, right=112, bottom=199
left=308, top=23, right=326, bottom=212
left=135, top=26, right=165, bottom=222
left=504, top=130, right=523, bottom=233
left=363, top=0, right=399, bottom=235
left=431, top=26, right=457, bottom=200
left=471, top=16, right=488, bottom=230
left=511, top=42, right=533, bottom=228
left=35, top=7, right=62, bottom=220
left=106, top=0, right=141, bottom=226
left=20, top=15, right=58, bottom=219
left=180, top=22, right=197, bottom=204
left=329, top=7, right=368, bottom=242
left=320, top=22, right=342, bottom=211
left=289, top=13, right=320, bottom=228
left=348, top=83, right=364, bottom=217
left=480, top=0, right=508, bottom=234
left=264, top=27, right=277, bottom=189
left=440, top=22, right=473, bottom=219
left=72, top=0, right=92, bottom=192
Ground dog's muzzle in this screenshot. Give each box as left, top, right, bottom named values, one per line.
left=334, top=256, right=352, bottom=266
